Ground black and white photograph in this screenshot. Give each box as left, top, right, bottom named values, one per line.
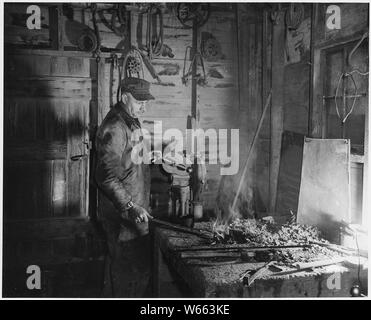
left=1, top=1, right=369, bottom=301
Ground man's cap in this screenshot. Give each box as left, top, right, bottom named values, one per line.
left=121, top=77, right=155, bottom=101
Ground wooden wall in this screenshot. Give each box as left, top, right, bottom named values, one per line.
left=128, top=5, right=264, bottom=217
left=3, top=3, right=272, bottom=221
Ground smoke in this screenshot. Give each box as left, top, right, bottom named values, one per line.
left=213, top=173, right=255, bottom=238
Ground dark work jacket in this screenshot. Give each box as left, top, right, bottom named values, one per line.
left=95, top=102, right=150, bottom=241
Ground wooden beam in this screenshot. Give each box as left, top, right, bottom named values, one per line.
left=97, top=59, right=106, bottom=125
left=362, top=83, right=369, bottom=226
left=262, top=9, right=272, bottom=211
left=49, top=5, right=64, bottom=50
left=191, top=19, right=198, bottom=119
left=3, top=217, right=90, bottom=240
left=236, top=4, right=242, bottom=111
left=88, top=59, right=99, bottom=220
left=6, top=77, right=92, bottom=98
left=308, top=4, right=317, bottom=137
left=5, top=140, right=67, bottom=160
left=269, top=11, right=285, bottom=212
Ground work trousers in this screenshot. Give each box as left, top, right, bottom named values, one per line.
left=101, top=219, right=152, bottom=297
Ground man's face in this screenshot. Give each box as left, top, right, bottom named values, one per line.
left=125, top=93, right=148, bottom=118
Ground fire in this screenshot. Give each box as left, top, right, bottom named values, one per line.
left=212, top=205, right=242, bottom=239
left=212, top=219, right=230, bottom=239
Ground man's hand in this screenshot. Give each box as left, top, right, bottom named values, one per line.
left=128, top=204, right=153, bottom=224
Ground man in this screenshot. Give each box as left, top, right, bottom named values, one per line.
left=95, top=77, right=154, bottom=297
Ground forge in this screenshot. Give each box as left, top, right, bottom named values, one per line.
left=151, top=219, right=368, bottom=298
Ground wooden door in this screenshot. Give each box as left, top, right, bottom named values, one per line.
left=3, top=52, right=94, bottom=268
left=4, top=53, right=91, bottom=220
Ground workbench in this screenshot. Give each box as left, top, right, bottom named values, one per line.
left=152, top=225, right=368, bottom=298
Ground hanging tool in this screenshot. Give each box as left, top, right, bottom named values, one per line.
left=348, top=32, right=369, bottom=74
left=332, top=32, right=369, bottom=125
left=111, top=4, right=129, bottom=37
left=285, top=3, right=304, bottom=30
left=146, top=5, right=164, bottom=60
left=270, top=4, right=282, bottom=25
left=334, top=71, right=358, bottom=124
left=91, top=4, right=102, bottom=61
left=135, top=4, right=174, bottom=60
left=333, top=33, right=369, bottom=125
left=76, top=28, right=98, bottom=53
left=182, top=46, right=207, bottom=86
left=284, top=3, right=304, bottom=63
left=136, top=46, right=175, bottom=86
left=176, top=3, right=210, bottom=29
left=201, top=37, right=223, bottom=62
left=108, top=53, right=119, bottom=106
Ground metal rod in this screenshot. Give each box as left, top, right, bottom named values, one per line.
left=180, top=251, right=241, bottom=259
left=232, top=91, right=272, bottom=212
left=310, top=241, right=368, bottom=258
left=341, top=48, right=347, bottom=138
left=174, top=244, right=311, bottom=252
left=150, top=218, right=213, bottom=239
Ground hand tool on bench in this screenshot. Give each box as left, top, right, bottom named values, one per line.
left=292, top=257, right=346, bottom=270
left=241, top=261, right=277, bottom=285
left=268, top=257, right=347, bottom=278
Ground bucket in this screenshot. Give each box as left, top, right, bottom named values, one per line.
left=193, top=202, right=203, bottom=221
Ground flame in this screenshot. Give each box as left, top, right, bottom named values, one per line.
left=212, top=204, right=242, bottom=239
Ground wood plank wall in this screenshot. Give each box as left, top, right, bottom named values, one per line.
left=4, top=3, right=271, bottom=219
left=198, top=9, right=240, bottom=212
left=129, top=6, right=253, bottom=215
left=236, top=5, right=267, bottom=215
left=130, top=5, right=269, bottom=217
